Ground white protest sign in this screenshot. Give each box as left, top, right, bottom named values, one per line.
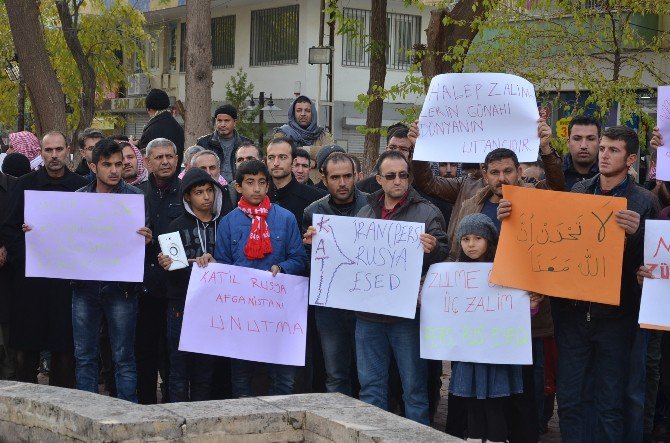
left=309, top=214, right=425, bottom=319
left=413, top=73, right=540, bottom=163
left=420, top=262, right=532, bottom=364
left=656, top=86, right=670, bottom=180
left=179, top=263, right=309, bottom=366
left=24, top=190, right=145, bottom=282
left=639, top=220, right=670, bottom=330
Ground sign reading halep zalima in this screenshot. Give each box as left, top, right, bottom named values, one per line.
left=179, top=263, right=309, bottom=366
left=412, top=73, right=541, bottom=163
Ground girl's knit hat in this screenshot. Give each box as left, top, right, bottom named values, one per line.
left=456, top=213, right=498, bottom=243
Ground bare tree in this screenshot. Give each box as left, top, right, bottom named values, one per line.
left=183, top=0, right=212, bottom=147
left=362, top=0, right=387, bottom=174
left=5, top=0, right=67, bottom=135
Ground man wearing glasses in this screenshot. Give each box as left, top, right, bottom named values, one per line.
left=74, top=128, right=104, bottom=182
left=354, top=150, right=448, bottom=425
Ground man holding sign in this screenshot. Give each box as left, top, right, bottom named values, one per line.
left=498, top=125, right=658, bottom=442
left=71, top=138, right=151, bottom=402
left=354, top=150, right=448, bottom=425
left=0, top=131, right=87, bottom=388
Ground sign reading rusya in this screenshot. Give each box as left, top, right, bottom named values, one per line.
left=412, top=73, right=541, bottom=163
left=420, top=262, right=532, bottom=364
left=179, top=263, right=309, bottom=366
left=309, top=214, right=425, bottom=319
left=639, top=220, right=670, bottom=330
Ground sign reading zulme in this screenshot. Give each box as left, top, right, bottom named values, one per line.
left=179, top=263, right=309, bottom=366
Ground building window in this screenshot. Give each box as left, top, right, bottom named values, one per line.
left=148, top=30, right=160, bottom=70
left=168, top=24, right=177, bottom=71
left=342, top=8, right=421, bottom=70
left=250, top=5, right=299, bottom=67
left=180, top=16, right=236, bottom=72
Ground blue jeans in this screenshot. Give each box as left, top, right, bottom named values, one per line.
left=166, top=303, right=215, bottom=402
left=553, top=306, right=635, bottom=442
left=624, top=326, right=649, bottom=443
left=230, top=359, right=296, bottom=397
left=315, top=306, right=356, bottom=396
left=72, top=283, right=138, bottom=402
left=355, top=316, right=429, bottom=425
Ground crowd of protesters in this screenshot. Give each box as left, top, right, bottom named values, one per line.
left=1, top=87, right=670, bottom=443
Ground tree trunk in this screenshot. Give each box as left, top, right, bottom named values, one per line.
left=362, top=0, right=387, bottom=175
left=5, top=0, right=67, bottom=135
left=184, top=0, right=212, bottom=148
left=421, top=0, right=487, bottom=83
left=17, top=78, right=26, bottom=131
left=55, top=0, right=97, bottom=137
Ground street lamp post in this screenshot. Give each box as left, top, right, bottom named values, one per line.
left=247, top=92, right=281, bottom=147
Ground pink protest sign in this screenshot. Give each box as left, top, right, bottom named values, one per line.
left=24, top=190, right=145, bottom=282
left=657, top=86, right=670, bottom=180
left=179, top=263, right=309, bottom=366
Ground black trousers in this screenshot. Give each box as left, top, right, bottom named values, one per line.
left=135, top=295, right=168, bottom=404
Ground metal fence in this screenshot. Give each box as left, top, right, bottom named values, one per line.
left=342, top=8, right=421, bottom=71
left=250, top=5, right=299, bottom=67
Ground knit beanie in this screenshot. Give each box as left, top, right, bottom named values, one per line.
left=2, top=152, right=32, bottom=177
left=214, top=104, right=238, bottom=120
left=145, top=88, right=170, bottom=110
left=316, top=144, right=346, bottom=171
left=456, top=213, right=498, bottom=243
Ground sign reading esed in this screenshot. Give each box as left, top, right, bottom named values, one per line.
left=420, top=262, right=532, bottom=364
left=179, top=263, right=309, bottom=366
left=412, top=73, right=540, bottom=163
left=490, top=186, right=626, bottom=305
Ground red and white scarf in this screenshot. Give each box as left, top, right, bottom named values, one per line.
left=238, top=195, right=273, bottom=259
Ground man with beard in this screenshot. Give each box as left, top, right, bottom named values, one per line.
left=1, top=131, right=88, bottom=387
left=564, top=115, right=601, bottom=191
left=302, top=153, right=369, bottom=396
left=120, top=141, right=148, bottom=186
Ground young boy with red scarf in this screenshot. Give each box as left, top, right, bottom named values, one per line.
left=214, top=160, right=307, bottom=397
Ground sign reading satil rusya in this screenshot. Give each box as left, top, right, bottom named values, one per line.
left=412, top=73, right=541, bottom=163
left=309, top=214, right=425, bottom=319
left=24, top=190, right=146, bottom=282
left=638, top=220, right=670, bottom=330
left=420, top=262, right=532, bottom=364
left=490, top=185, right=627, bottom=305
left=179, top=263, right=309, bottom=366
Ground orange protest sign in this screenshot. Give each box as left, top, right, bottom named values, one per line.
left=490, top=185, right=627, bottom=305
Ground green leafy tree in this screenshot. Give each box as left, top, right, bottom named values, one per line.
left=224, top=67, right=267, bottom=147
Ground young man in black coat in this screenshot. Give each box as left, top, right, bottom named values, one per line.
left=139, top=89, right=185, bottom=170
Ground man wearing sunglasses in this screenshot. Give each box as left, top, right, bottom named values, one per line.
left=354, top=150, right=449, bottom=425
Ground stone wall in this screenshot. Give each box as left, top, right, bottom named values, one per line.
left=0, top=381, right=459, bottom=442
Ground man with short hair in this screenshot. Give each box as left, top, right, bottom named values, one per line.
left=75, top=128, right=104, bottom=181
left=564, top=115, right=601, bottom=191
left=234, top=142, right=261, bottom=166
left=135, top=137, right=183, bottom=404
left=302, top=153, right=369, bottom=396
left=499, top=125, right=658, bottom=442
left=265, top=137, right=326, bottom=226
left=355, top=150, right=448, bottom=424
left=72, top=138, right=151, bottom=402
left=0, top=131, right=88, bottom=387
left=214, top=160, right=307, bottom=397
left=197, top=104, right=252, bottom=183
left=191, top=150, right=228, bottom=186
left=121, top=142, right=148, bottom=186
left=139, top=89, right=185, bottom=171
left=179, top=146, right=205, bottom=178
left=293, top=148, right=314, bottom=185
left=349, top=155, right=364, bottom=183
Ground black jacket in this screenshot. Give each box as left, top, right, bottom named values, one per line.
left=268, top=176, right=327, bottom=228
left=139, top=111, right=185, bottom=169
left=196, top=130, right=252, bottom=182
left=137, top=173, right=183, bottom=296
left=563, top=154, right=599, bottom=191
left=165, top=169, right=232, bottom=305
left=552, top=174, right=660, bottom=318
left=0, top=172, right=17, bottom=323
